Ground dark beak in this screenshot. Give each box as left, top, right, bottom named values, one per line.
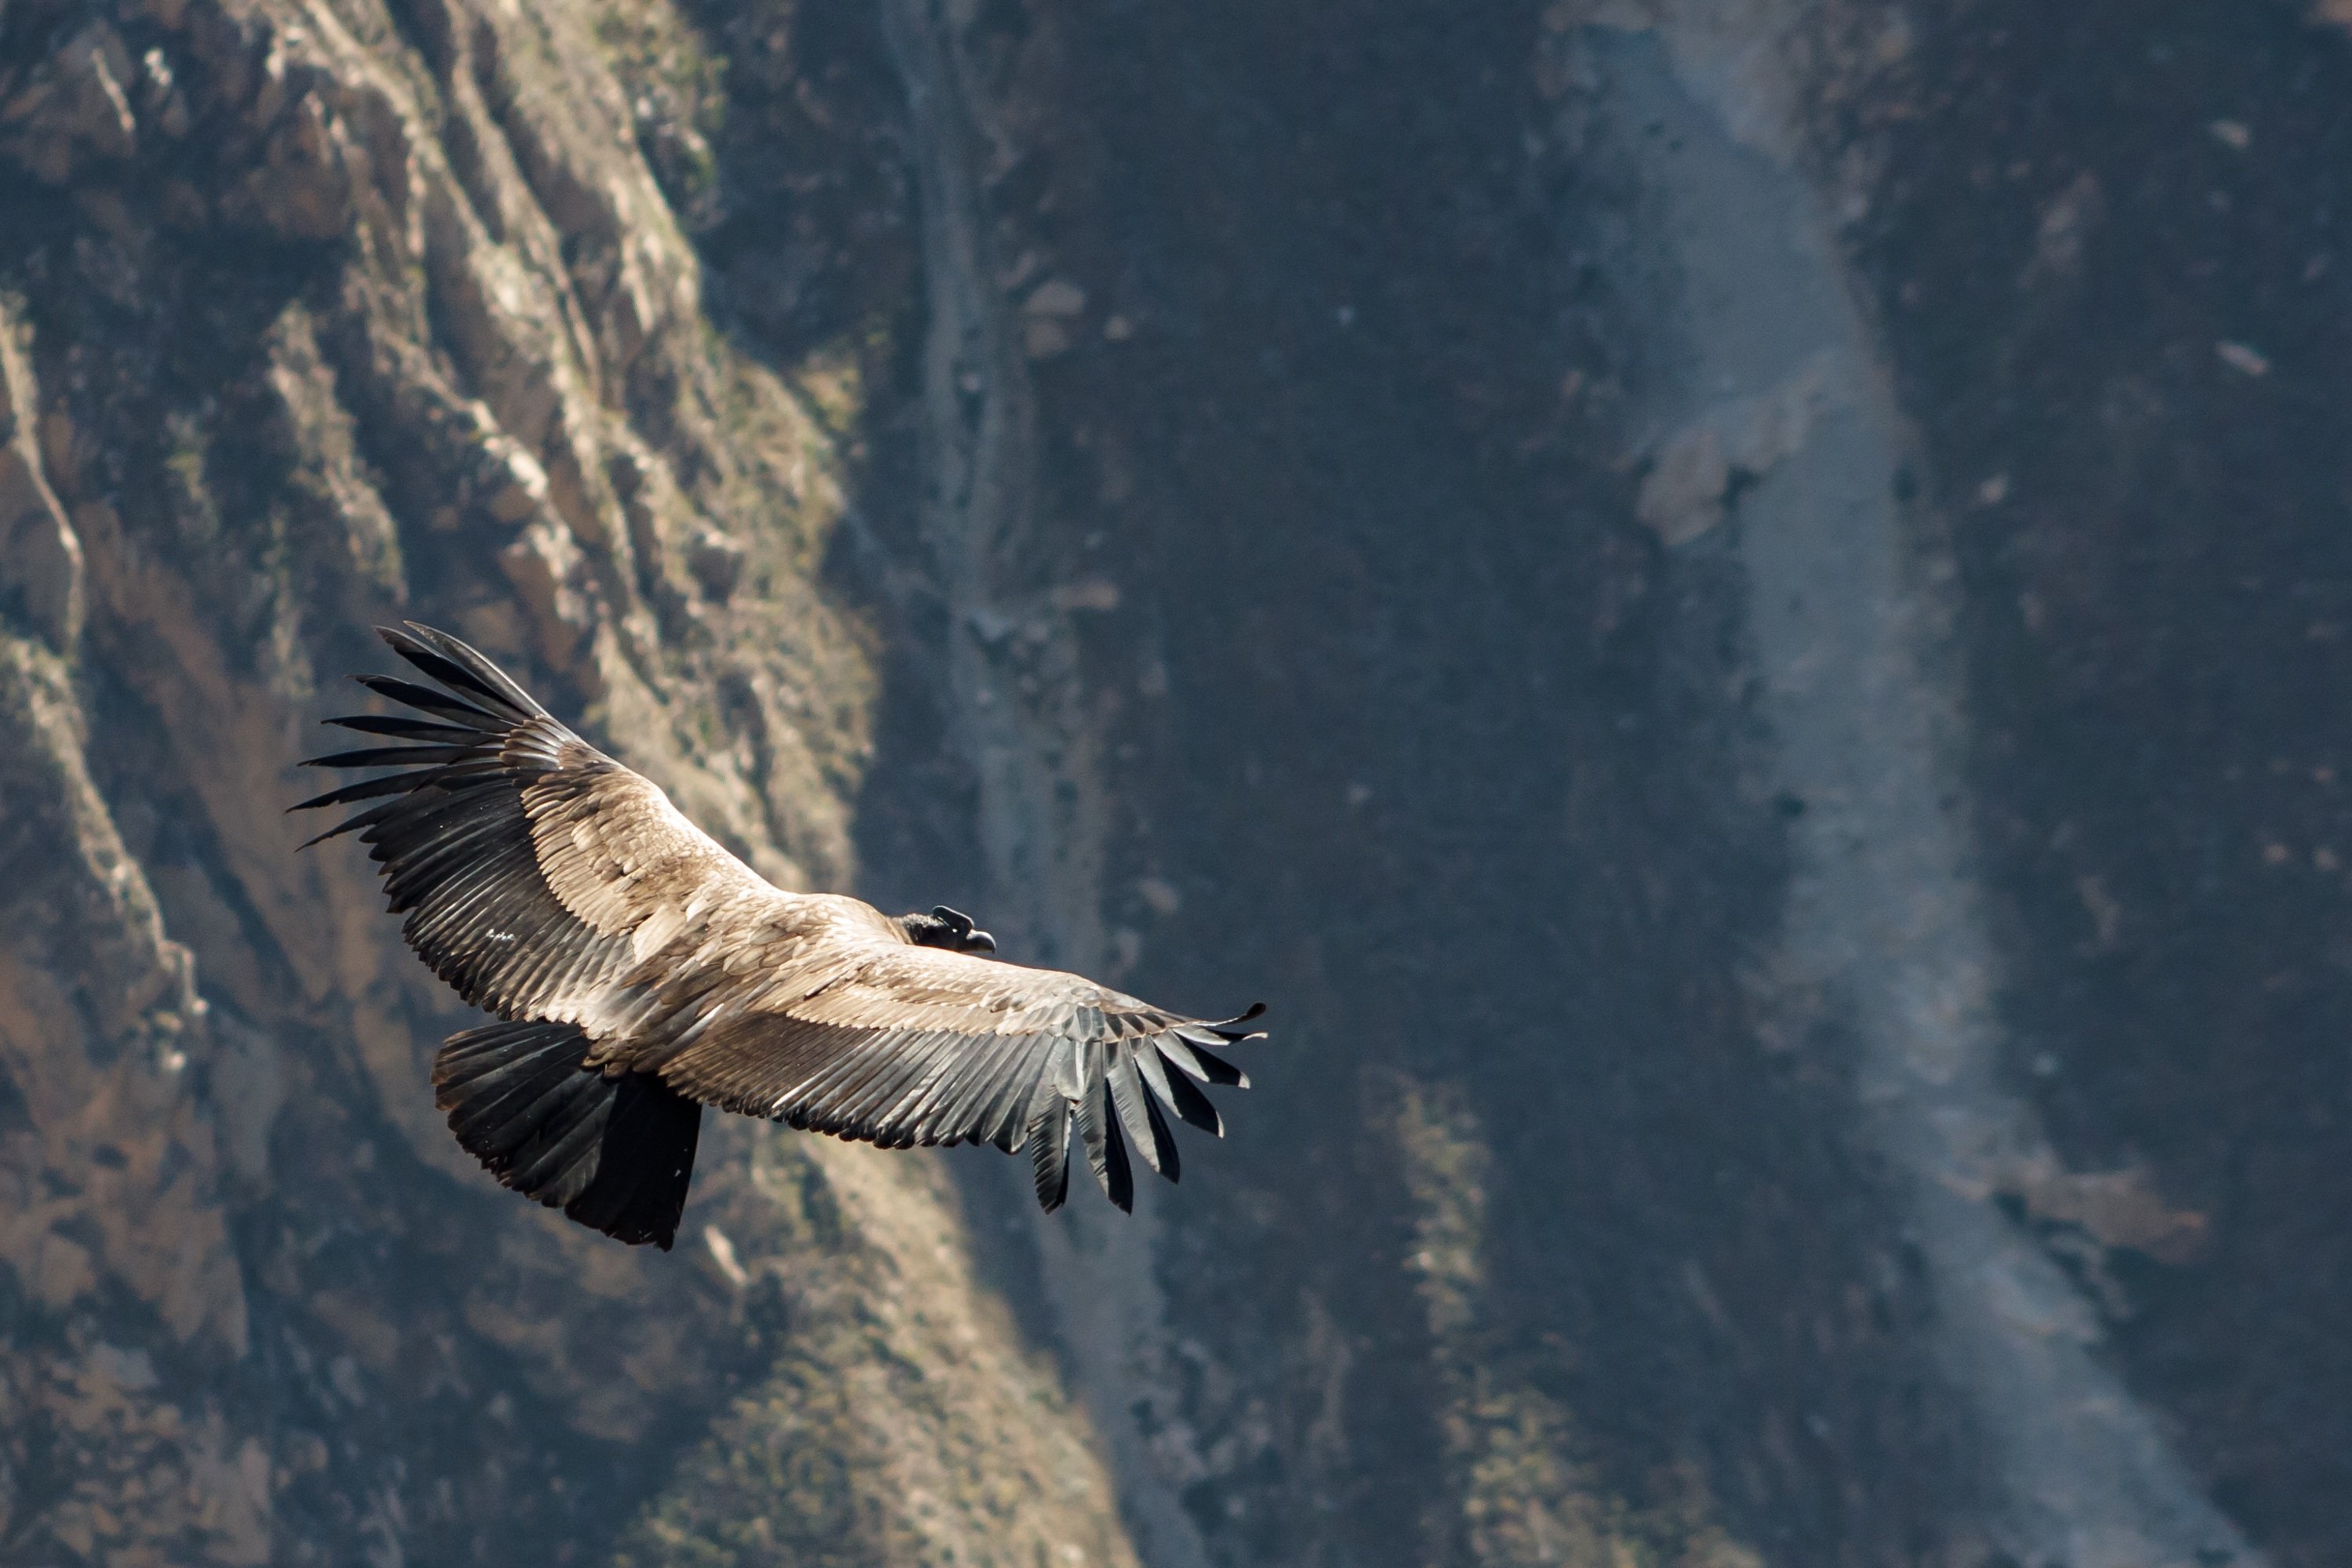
left=963, top=929, right=996, bottom=955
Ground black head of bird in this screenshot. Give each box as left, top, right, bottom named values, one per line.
left=902, top=905, right=996, bottom=953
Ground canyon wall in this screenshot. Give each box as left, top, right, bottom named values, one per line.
left=5, top=1, right=2351, bottom=1564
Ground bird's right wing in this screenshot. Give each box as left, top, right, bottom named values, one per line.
left=293, top=623, right=778, bottom=1033
left=650, top=937, right=1266, bottom=1212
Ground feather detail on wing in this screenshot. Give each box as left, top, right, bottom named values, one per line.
left=647, top=940, right=1265, bottom=1211
left=293, top=623, right=770, bottom=1029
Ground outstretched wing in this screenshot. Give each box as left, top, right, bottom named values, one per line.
left=648, top=942, right=1266, bottom=1211
left=297, top=624, right=1263, bottom=1214
left=294, top=623, right=774, bottom=1033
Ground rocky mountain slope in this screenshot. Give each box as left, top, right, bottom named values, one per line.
left=0, top=0, right=1131, bottom=1562
left=6, top=0, right=2352, bottom=1565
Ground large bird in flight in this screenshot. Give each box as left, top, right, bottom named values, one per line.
left=296, top=624, right=1263, bottom=1249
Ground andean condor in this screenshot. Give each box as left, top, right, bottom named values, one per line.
left=296, top=623, right=1264, bottom=1247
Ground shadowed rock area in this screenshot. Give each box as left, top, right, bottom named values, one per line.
left=5, top=0, right=2351, bottom=1564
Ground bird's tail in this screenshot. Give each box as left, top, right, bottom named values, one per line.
left=432, top=1020, right=702, bottom=1249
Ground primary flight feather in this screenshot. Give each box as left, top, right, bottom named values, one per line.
left=296, top=623, right=1264, bottom=1248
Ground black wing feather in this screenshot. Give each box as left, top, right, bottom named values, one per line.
left=380, top=626, right=542, bottom=720
left=354, top=673, right=503, bottom=728
left=325, top=714, right=488, bottom=742
left=1142, top=1091, right=1181, bottom=1184
left=1157, top=1064, right=1224, bottom=1137
left=1029, top=1093, right=1073, bottom=1212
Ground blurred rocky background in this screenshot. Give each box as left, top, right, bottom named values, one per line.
left=3, top=0, right=2350, bottom=1564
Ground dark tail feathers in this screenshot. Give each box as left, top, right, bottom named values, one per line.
left=433, top=1020, right=702, bottom=1249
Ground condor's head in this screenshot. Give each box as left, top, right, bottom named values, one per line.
left=898, top=905, right=997, bottom=955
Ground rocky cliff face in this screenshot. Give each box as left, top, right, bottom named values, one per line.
left=0, top=0, right=1132, bottom=1563
left=5, top=0, right=2351, bottom=1565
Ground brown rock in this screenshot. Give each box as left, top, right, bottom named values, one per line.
left=0, top=21, right=139, bottom=183
left=0, top=315, right=83, bottom=651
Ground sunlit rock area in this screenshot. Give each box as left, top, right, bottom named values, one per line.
left=4, top=1, right=2350, bottom=1564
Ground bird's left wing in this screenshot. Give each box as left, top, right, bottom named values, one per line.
left=648, top=936, right=1265, bottom=1213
